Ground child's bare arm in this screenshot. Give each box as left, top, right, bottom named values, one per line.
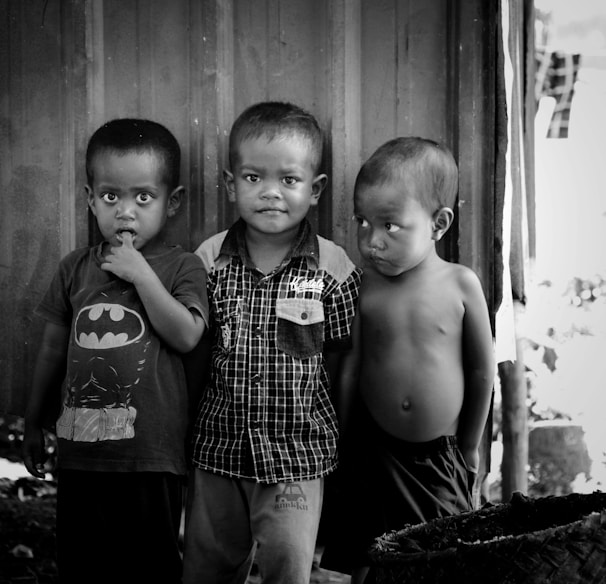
left=100, top=233, right=206, bottom=353
left=23, top=321, right=69, bottom=478
left=456, top=270, right=495, bottom=472
left=331, top=313, right=361, bottom=442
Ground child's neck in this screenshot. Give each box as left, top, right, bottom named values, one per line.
left=245, top=227, right=297, bottom=274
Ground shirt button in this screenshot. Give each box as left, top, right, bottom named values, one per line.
left=301, top=312, right=308, bottom=320
left=254, top=326, right=262, bottom=337
left=251, top=373, right=261, bottom=384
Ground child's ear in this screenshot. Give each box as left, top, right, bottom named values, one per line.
left=432, top=207, right=454, bottom=241
left=85, top=185, right=97, bottom=216
left=310, top=173, right=328, bottom=206
left=167, top=186, right=184, bottom=217
left=223, top=169, right=236, bottom=202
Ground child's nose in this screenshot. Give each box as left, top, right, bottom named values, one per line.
left=116, top=201, right=136, bottom=219
left=261, top=180, right=281, bottom=199
left=369, top=231, right=386, bottom=250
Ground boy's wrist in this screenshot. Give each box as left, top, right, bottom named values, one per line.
left=457, top=438, right=478, bottom=457
left=129, top=259, right=156, bottom=287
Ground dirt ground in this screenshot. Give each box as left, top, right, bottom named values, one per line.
left=0, top=475, right=350, bottom=584
left=0, top=477, right=58, bottom=584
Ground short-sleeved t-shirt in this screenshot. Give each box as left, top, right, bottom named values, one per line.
left=36, top=243, right=209, bottom=475
left=191, top=219, right=361, bottom=483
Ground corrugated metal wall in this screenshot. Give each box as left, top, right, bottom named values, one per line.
left=0, top=0, right=499, bottom=414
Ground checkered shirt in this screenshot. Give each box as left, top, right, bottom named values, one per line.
left=535, top=48, right=582, bottom=138
left=192, top=219, right=361, bottom=483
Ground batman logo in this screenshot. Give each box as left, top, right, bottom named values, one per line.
left=74, top=303, right=145, bottom=349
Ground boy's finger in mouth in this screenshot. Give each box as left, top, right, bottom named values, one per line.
left=116, top=229, right=136, bottom=243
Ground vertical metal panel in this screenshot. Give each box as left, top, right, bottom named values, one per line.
left=360, top=0, right=451, bottom=158
left=188, top=0, right=236, bottom=246
left=328, top=0, right=362, bottom=258
left=359, top=0, right=399, bottom=155
left=1, top=0, right=500, bottom=415
left=395, top=0, right=451, bottom=139
left=0, top=0, right=88, bottom=413
left=452, top=0, right=498, bottom=306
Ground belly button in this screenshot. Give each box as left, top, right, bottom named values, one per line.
left=402, top=399, right=411, bottom=410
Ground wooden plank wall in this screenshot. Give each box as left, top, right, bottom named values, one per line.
left=0, top=0, right=499, bottom=415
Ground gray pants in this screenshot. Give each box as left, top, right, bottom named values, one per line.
left=183, top=468, right=324, bottom=584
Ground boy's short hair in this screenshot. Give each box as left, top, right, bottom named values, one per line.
left=86, top=118, right=181, bottom=189
left=228, top=101, right=324, bottom=172
left=355, top=137, right=459, bottom=212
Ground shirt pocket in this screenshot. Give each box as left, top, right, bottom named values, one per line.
left=276, top=298, right=324, bottom=359
left=214, top=297, right=242, bottom=353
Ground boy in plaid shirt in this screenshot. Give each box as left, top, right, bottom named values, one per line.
left=183, top=102, right=361, bottom=583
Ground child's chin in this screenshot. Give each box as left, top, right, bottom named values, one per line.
left=374, top=263, right=403, bottom=277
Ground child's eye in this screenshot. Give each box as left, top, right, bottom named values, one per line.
left=352, top=216, right=369, bottom=228
left=101, top=192, right=117, bottom=203
left=136, top=192, right=152, bottom=204
left=282, top=176, right=298, bottom=186
left=385, top=223, right=401, bottom=233
left=245, top=174, right=260, bottom=183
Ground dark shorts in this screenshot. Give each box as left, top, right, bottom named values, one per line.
left=321, top=408, right=475, bottom=574
left=56, top=470, right=184, bottom=584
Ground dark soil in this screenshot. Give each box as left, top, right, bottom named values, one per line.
left=0, top=414, right=58, bottom=583
left=0, top=477, right=58, bottom=584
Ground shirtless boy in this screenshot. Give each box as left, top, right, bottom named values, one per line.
left=339, top=137, right=495, bottom=583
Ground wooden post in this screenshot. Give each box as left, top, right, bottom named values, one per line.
left=499, top=336, right=528, bottom=501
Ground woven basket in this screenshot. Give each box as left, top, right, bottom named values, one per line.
left=369, top=491, right=606, bottom=584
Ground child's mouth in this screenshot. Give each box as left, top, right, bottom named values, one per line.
left=258, top=208, right=285, bottom=214
left=116, top=229, right=136, bottom=241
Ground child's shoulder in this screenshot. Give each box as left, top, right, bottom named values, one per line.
left=160, top=245, right=205, bottom=271
left=445, top=260, right=481, bottom=284
left=57, top=245, right=97, bottom=270
left=438, top=260, right=485, bottom=300
left=65, top=245, right=95, bottom=259
left=316, top=235, right=359, bottom=284
left=42, top=246, right=99, bottom=295
left=194, top=230, right=229, bottom=273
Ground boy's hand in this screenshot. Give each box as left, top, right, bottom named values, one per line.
left=101, top=232, right=151, bottom=284
left=22, top=426, right=48, bottom=479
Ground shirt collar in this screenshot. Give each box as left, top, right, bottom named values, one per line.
left=218, top=218, right=319, bottom=270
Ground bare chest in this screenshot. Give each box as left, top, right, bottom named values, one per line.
left=360, top=279, right=464, bottom=342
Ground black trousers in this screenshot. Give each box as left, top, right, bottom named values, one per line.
left=56, top=469, right=184, bottom=584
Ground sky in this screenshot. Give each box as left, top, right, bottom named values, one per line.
left=535, top=0, right=606, bottom=54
